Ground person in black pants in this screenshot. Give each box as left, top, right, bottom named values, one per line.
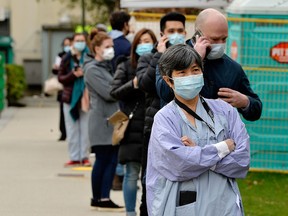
left=52, top=36, right=72, bottom=141
left=109, top=10, right=132, bottom=191
left=111, top=28, right=157, bottom=216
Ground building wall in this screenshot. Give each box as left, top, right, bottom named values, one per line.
left=0, top=0, right=90, bottom=65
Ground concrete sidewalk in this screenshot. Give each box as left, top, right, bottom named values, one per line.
left=0, top=96, right=141, bottom=216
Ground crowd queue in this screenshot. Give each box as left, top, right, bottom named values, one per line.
left=52, top=8, right=261, bottom=216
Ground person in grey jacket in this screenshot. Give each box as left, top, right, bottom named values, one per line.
left=83, top=29, right=124, bottom=212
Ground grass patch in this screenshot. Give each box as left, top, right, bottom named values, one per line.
left=238, top=171, right=288, bottom=216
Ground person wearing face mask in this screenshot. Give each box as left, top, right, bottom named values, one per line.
left=158, top=13, right=187, bottom=50
left=156, top=8, right=262, bottom=122
left=52, top=36, right=72, bottom=141
left=109, top=11, right=132, bottom=190
left=135, top=12, right=186, bottom=216
left=110, top=28, right=157, bottom=216
left=83, top=29, right=124, bottom=212
left=52, top=37, right=72, bottom=74
left=147, top=44, right=250, bottom=216
left=58, top=33, right=90, bottom=167
left=109, top=11, right=131, bottom=72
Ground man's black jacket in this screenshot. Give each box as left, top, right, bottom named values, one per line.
left=155, top=40, right=262, bottom=121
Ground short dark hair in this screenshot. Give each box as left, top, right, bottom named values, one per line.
left=160, top=12, right=186, bottom=32
left=61, top=36, right=72, bottom=47
left=110, top=11, right=131, bottom=31
left=159, top=44, right=203, bottom=77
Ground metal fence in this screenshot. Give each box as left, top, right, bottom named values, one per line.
left=226, top=17, right=288, bottom=172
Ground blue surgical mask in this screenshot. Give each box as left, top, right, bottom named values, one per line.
left=168, top=33, right=185, bottom=45
left=172, top=74, right=204, bottom=100
left=63, top=45, right=70, bottom=53
left=74, top=42, right=86, bottom=52
left=136, top=43, right=153, bottom=56
left=207, top=43, right=226, bottom=60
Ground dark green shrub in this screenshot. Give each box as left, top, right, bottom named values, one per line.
left=5, top=64, right=27, bottom=105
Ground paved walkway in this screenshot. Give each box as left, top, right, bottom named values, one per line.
left=0, top=96, right=141, bottom=216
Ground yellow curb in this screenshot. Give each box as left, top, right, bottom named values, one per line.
left=72, top=166, right=92, bottom=171
left=250, top=168, right=288, bottom=174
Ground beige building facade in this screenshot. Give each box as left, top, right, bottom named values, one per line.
left=0, top=0, right=88, bottom=65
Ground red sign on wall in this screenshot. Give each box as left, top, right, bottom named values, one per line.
left=270, top=42, right=288, bottom=64
left=231, top=41, right=238, bottom=60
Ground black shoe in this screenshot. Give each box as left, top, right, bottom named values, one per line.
left=97, top=199, right=125, bottom=212
left=58, top=136, right=66, bottom=141
left=90, top=198, right=99, bottom=207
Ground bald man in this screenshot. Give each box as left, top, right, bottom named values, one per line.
left=156, top=8, right=262, bottom=121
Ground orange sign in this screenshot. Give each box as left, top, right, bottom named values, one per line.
left=231, top=41, right=238, bottom=60
left=270, top=42, right=288, bottom=63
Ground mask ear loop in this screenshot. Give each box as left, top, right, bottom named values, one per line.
left=167, top=76, right=174, bottom=81
left=162, top=75, right=174, bottom=89
left=166, top=76, right=174, bottom=87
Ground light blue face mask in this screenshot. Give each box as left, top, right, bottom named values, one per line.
left=172, top=74, right=204, bottom=100
left=74, top=42, right=86, bottom=52
left=136, top=43, right=153, bottom=56
left=63, top=45, right=70, bottom=53
left=168, top=33, right=185, bottom=45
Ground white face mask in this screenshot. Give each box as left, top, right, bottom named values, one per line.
left=102, top=47, right=115, bottom=60
left=207, top=43, right=226, bottom=60
left=126, top=33, right=135, bottom=43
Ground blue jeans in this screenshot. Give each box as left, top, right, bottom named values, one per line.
left=63, top=103, right=89, bottom=161
left=116, top=163, right=124, bottom=176
left=91, top=145, right=118, bottom=200
left=123, top=162, right=141, bottom=215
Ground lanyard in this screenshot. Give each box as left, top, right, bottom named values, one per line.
left=174, top=96, right=215, bottom=134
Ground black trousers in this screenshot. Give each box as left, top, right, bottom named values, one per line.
left=59, top=101, right=66, bottom=139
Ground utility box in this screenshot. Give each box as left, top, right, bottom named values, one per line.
left=226, top=0, right=288, bottom=171
left=0, top=52, right=5, bottom=112
left=23, top=59, right=42, bottom=86
left=0, top=36, right=13, bottom=64
left=42, top=25, right=74, bottom=85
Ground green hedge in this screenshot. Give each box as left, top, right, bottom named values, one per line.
left=5, top=64, right=27, bottom=103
